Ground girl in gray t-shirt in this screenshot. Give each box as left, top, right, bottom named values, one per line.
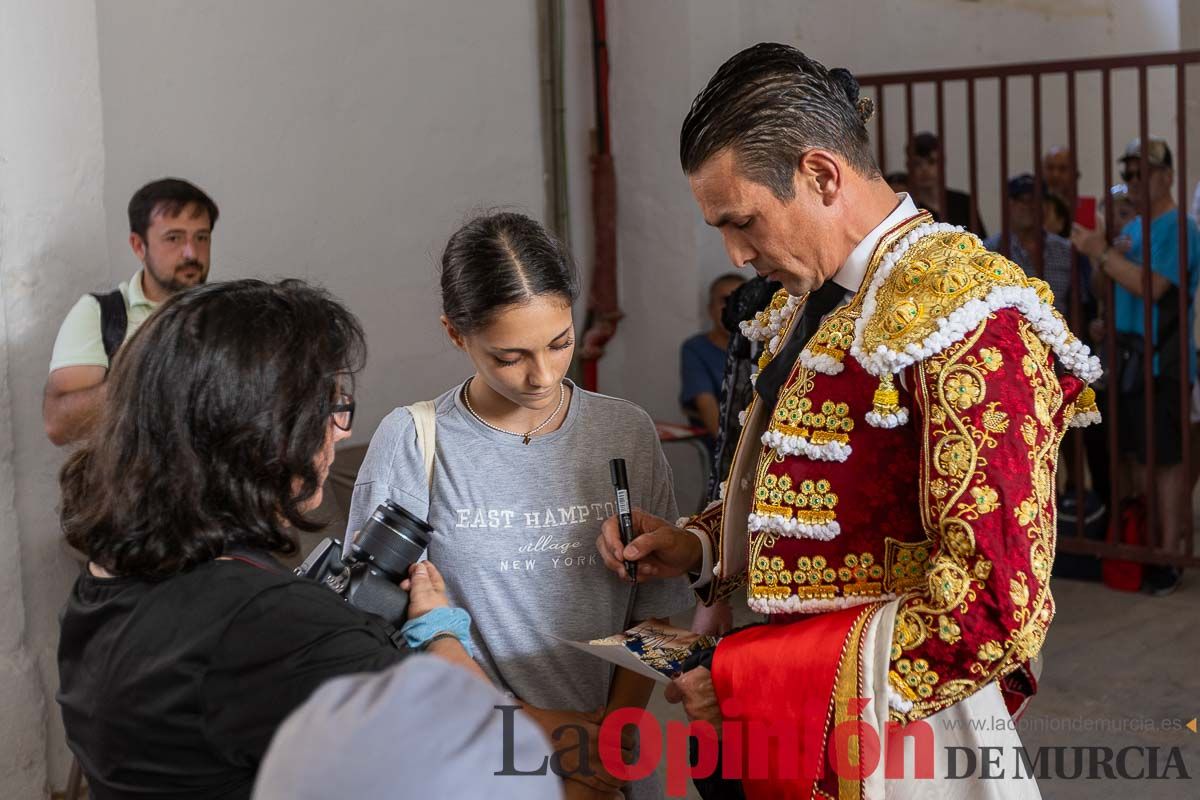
left=348, top=212, right=693, bottom=800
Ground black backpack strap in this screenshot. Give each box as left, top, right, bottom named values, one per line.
left=90, top=289, right=128, bottom=363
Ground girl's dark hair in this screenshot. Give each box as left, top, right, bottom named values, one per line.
left=59, top=279, right=366, bottom=579
left=440, top=212, right=579, bottom=334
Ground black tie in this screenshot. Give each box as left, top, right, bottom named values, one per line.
left=755, top=280, right=845, bottom=411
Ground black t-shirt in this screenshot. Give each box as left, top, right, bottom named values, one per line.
left=57, top=552, right=404, bottom=799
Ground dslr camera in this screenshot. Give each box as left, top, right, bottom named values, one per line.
left=296, top=499, right=433, bottom=633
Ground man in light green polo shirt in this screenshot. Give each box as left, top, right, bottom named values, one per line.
left=44, top=178, right=219, bottom=445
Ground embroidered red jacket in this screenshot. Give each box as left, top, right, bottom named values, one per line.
left=688, top=214, right=1100, bottom=724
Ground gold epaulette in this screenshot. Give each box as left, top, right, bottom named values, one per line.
left=850, top=224, right=1101, bottom=385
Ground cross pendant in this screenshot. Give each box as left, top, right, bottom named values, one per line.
left=522, top=435, right=531, bottom=445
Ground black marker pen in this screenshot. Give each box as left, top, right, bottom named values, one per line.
left=610, top=458, right=637, bottom=581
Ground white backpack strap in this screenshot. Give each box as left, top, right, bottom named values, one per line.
left=406, top=400, right=438, bottom=487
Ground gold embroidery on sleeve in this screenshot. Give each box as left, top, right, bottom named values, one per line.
left=893, top=316, right=1067, bottom=721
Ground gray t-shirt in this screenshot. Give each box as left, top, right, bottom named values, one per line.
left=347, top=380, right=693, bottom=713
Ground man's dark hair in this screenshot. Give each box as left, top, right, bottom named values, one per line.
left=907, top=131, right=939, bottom=160
left=709, top=272, right=746, bottom=300
left=1043, top=192, right=1072, bottom=237
left=440, top=211, right=579, bottom=334
left=679, top=42, right=878, bottom=199
left=60, top=279, right=365, bottom=579
left=128, top=178, right=220, bottom=241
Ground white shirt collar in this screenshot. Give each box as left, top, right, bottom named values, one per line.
left=832, top=193, right=919, bottom=294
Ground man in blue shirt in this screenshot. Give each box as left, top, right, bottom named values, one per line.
left=680, top=273, right=745, bottom=446
left=1073, top=136, right=1200, bottom=595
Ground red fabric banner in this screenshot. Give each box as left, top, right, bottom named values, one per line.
left=711, top=606, right=866, bottom=799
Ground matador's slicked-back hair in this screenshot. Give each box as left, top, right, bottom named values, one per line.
left=680, top=42, right=879, bottom=199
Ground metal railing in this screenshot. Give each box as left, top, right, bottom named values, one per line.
left=859, top=50, right=1200, bottom=569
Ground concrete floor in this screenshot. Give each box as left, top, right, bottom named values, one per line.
left=647, top=576, right=1200, bottom=799
left=1017, top=576, right=1200, bottom=799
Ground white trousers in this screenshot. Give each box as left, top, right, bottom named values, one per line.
left=883, top=682, right=1041, bottom=799
left=857, top=602, right=1042, bottom=799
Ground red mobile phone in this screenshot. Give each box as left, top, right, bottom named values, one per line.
left=1075, top=196, right=1097, bottom=230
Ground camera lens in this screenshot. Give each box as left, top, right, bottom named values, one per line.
left=351, top=499, right=433, bottom=582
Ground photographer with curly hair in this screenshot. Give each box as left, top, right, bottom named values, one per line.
left=56, top=279, right=486, bottom=800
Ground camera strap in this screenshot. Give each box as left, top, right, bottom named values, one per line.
left=406, top=400, right=438, bottom=495
left=220, top=547, right=289, bottom=574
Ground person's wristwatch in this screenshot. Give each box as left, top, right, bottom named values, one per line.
left=422, top=631, right=461, bottom=650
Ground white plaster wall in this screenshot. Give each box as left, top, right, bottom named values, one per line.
left=94, top=0, right=548, bottom=447
left=599, top=0, right=702, bottom=410
left=602, top=0, right=1185, bottom=419
left=0, top=0, right=1192, bottom=793
left=1, top=0, right=548, bottom=790
left=0, top=0, right=110, bottom=793
left=1182, top=0, right=1200, bottom=220
left=565, top=0, right=597, bottom=319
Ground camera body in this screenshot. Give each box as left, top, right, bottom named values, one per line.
left=296, top=499, right=433, bottom=631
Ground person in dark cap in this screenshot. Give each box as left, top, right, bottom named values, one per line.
left=985, top=173, right=1074, bottom=316
left=906, top=131, right=987, bottom=236
left=1072, top=136, right=1200, bottom=596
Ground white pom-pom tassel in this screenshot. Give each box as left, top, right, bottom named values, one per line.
left=747, top=512, right=840, bottom=541
left=865, top=408, right=910, bottom=428
left=760, top=429, right=852, bottom=462
left=887, top=686, right=915, bottom=714
left=798, top=348, right=845, bottom=376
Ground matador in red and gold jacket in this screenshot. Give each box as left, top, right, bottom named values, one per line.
left=683, top=196, right=1101, bottom=799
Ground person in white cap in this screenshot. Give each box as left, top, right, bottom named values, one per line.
left=1072, top=136, right=1200, bottom=596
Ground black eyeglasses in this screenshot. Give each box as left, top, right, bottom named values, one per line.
left=330, top=393, right=355, bottom=431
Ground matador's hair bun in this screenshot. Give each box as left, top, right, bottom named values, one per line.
left=830, top=66, right=874, bottom=124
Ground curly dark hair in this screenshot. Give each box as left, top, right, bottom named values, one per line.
left=60, top=279, right=366, bottom=579
left=680, top=42, right=878, bottom=199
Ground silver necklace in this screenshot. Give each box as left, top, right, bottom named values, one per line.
left=462, top=378, right=566, bottom=445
